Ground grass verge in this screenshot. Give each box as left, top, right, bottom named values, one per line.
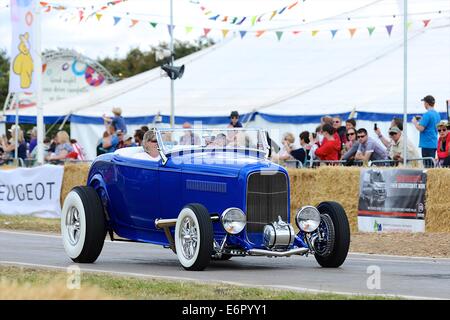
left=0, top=215, right=60, bottom=233
left=0, top=266, right=395, bottom=300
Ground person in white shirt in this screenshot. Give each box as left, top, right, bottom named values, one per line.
left=132, top=129, right=161, bottom=161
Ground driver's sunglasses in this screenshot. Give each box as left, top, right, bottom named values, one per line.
left=357, top=135, right=366, bottom=139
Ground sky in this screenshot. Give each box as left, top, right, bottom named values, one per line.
left=0, top=0, right=449, bottom=59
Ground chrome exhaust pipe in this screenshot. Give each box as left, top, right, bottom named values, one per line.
left=248, top=247, right=309, bottom=257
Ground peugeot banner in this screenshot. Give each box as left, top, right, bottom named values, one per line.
left=358, top=168, right=427, bottom=233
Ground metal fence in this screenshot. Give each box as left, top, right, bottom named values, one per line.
left=282, top=157, right=439, bottom=169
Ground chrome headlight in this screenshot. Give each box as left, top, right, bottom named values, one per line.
left=221, top=208, right=246, bottom=234
left=296, top=206, right=321, bottom=233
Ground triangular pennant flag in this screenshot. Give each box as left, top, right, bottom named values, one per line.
left=255, top=30, right=266, bottom=37
left=209, top=14, right=220, bottom=21
left=275, top=31, right=283, bottom=41
left=251, top=16, right=257, bottom=26
left=348, top=28, right=357, bottom=38
left=185, top=26, right=193, bottom=33
left=130, top=19, right=139, bottom=27
left=113, top=16, right=121, bottom=25
left=39, top=2, right=49, bottom=6
left=278, top=7, right=287, bottom=14
left=222, top=29, right=229, bottom=38
left=231, top=17, right=238, bottom=24
left=239, top=30, right=247, bottom=39
left=270, top=10, right=277, bottom=20
left=331, top=29, right=338, bottom=38
left=385, top=25, right=393, bottom=36
left=44, top=6, right=51, bottom=12
left=222, top=16, right=228, bottom=22
left=288, top=1, right=299, bottom=10
left=292, top=30, right=301, bottom=35
left=79, top=10, right=84, bottom=22
left=203, top=28, right=211, bottom=37
left=95, top=13, right=103, bottom=21
left=167, top=24, right=175, bottom=36
left=312, top=30, right=319, bottom=37
left=150, top=22, right=157, bottom=28
left=257, top=15, right=264, bottom=23
left=204, top=11, right=212, bottom=15
left=367, top=26, right=375, bottom=36
left=236, top=17, right=246, bottom=25
left=200, top=6, right=205, bottom=11
left=423, top=19, right=431, bottom=27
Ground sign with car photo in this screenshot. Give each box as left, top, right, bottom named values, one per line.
left=358, top=169, right=427, bottom=232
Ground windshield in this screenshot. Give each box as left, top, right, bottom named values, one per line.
left=156, top=128, right=269, bottom=156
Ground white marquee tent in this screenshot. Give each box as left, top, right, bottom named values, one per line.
left=4, top=4, right=450, bottom=160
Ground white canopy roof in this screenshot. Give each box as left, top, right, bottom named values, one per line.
left=5, top=3, right=450, bottom=125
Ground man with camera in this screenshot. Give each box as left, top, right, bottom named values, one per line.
left=412, top=95, right=441, bottom=167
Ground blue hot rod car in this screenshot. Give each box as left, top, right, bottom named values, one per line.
left=62, top=128, right=350, bottom=271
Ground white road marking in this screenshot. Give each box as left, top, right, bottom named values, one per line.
left=1, top=229, right=450, bottom=264
left=0, top=260, right=444, bottom=300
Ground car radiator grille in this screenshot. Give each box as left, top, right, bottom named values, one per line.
left=246, top=171, right=288, bottom=233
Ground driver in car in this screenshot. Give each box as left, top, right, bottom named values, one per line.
left=132, top=129, right=161, bottom=161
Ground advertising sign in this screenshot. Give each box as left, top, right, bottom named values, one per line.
left=0, top=165, right=64, bottom=218
left=358, top=169, right=426, bottom=232
left=9, top=0, right=40, bottom=93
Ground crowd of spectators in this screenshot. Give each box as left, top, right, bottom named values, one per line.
left=270, top=95, right=448, bottom=168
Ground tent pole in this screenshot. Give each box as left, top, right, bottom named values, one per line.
left=36, top=3, right=44, bottom=165
left=169, top=0, right=175, bottom=128
left=14, top=94, right=18, bottom=162
left=402, top=0, right=408, bottom=166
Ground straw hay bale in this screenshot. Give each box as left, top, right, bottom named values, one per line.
left=60, top=163, right=90, bottom=205
left=425, top=169, right=450, bottom=232
left=287, top=167, right=361, bottom=233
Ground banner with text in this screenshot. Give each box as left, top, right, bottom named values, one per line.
left=0, top=165, right=64, bottom=218
left=358, top=169, right=426, bottom=232
left=9, top=0, right=40, bottom=93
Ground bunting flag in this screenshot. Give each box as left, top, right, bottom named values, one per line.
left=149, top=22, right=157, bottom=28
left=221, top=29, right=229, bottom=38
left=288, top=1, right=299, bottom=10
left=423, top=19, right=431, bottom=27
left=79, top=10, right=84, bottom=22
left=367, top=26, right=376, bottom=36
left=130, top=19, right=139, bottom=27
left=348, top=28, right=357, bottom=38
left=292, top=30, right=301, bottom=35
left=278, top=7, right=287, bottom=15
left=236, top=17, right=246, bottom=25
left=255, top=30, right=265, bottom=37
left=385, top=25, right=393, bottom=36
left=275, top=31, right=283, bottom=41
left=196, top=0, right=302, bottom=26
left=331, top=29, right=338, bottom=38
left=95, top=13, right=103, bottom=21
left=269, top=10, right=277, bottom=20
left=312, top=30, right=319, bottom=37
left=231, top=17, right=238, bottom=24
left=113, top=16, right=121, bottom=25
left=185, top=26, right=193, bottom=33
left=407, top=21, right=413, bottom=29
left=203, top=28, right=211, bottom=36
left=239, top=30, right=247, bottom=39
left=167, top=24, right=175, bottom=36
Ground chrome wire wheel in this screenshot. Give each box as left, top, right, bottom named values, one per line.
left=180, top=216, right=198, bottom=260
left=66, top=206, right=81, bottom=246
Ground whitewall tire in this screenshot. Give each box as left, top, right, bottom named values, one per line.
left=61, top=186, right=106, bottom=263
left=175, top=203, right=213, bottom=271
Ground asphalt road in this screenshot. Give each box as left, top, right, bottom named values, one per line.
left=1, top=229, right=449, bottom=299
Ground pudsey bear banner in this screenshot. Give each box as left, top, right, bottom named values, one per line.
left=0, top=165, right=64, bottom=218
left=9, top=0, right=40, bottom=93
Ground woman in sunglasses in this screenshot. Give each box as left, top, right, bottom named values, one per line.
left=436, top=121, right=450, bottom=167
left=341, top=128, right=359, bottom=161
